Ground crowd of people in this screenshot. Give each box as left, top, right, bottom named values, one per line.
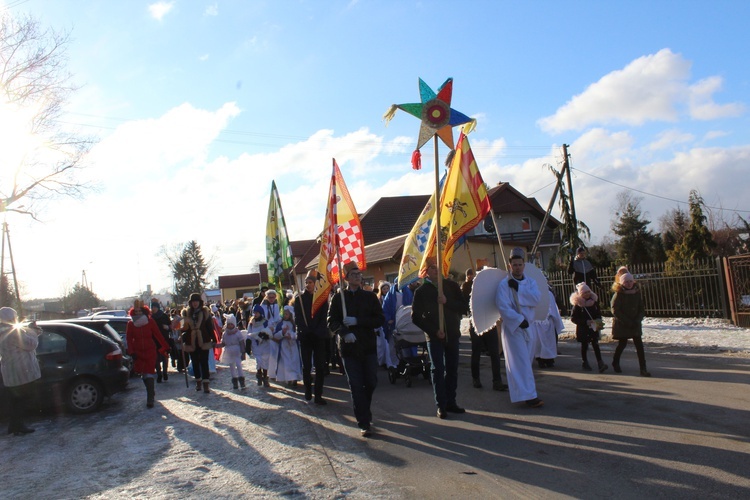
left=1, top=244, right=650, bottom=438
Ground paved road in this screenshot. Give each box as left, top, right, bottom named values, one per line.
left=318, top=338, right=750, bottom=499
left=3, top=337, right=748, bottom=499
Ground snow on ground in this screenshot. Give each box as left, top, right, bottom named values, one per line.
left=559, top=317, right=750, bottom=355
left=1, top=317, right=748, bottom=499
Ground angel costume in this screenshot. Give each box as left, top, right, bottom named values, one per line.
left=268, top=317, right=303, bottom=383
left=495, top=274, right=541, bottom=403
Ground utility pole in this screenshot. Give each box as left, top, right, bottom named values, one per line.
left=562, top=144, right=579, bottom=249
left=1, top=222, right=23, bottom=315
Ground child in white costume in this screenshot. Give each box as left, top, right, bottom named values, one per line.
left=218, top=313, right=246, bottom=390
left=269, top=305, right=303, bottom=386
left=247, top=305, right=273, bottom=387
left=534, top=288, right=564, bottom=368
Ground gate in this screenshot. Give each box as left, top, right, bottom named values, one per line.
left=724, top=254, right=750, bottom=328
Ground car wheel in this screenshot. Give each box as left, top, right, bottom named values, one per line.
left=66, top=377, right=104, bottom=414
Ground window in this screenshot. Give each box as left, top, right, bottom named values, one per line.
left=36, top=332, right=68, bottom=355
left=521, top=217, right=531, bottom=232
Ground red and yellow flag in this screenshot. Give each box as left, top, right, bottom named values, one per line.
left=421, top=133, right=491, bottom=277
left=311, top=159, right=366, bottom=316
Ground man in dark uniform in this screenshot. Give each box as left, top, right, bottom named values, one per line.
left=328, top=262, right=384, bottom=437
left=294, top=270, right=330, bottom=405
left=412, top=257, right=468, bottom=419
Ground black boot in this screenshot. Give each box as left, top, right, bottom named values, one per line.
left=597, top=359, right=609, bottom=373
left=145, top=378, right=155, bottom=408
left=239, top=377, right=246, bottom=389
left=256, top=370, right=263, bottom=386
left=232, top=377, right=239, bottom=389
left=582, top=360, right=592, bottom=371
left=156, top=371, right=163, bottom=383
left=640, top=365, right=651, bottom=377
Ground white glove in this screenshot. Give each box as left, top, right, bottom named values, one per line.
left=343, top=333, right=357, bottom=343
left=343, top=316, right=358, bottom=326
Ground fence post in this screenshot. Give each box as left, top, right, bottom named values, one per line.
left=716, top=256, right=728, bottom=320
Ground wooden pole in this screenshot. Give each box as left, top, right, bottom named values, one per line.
left=530, top=169, right=563, bottom=263
left=433, top=136, right=445, bottom=334
left=562, top=143, right=578, bottom=249
left=489, top=209, right=508, bottom=269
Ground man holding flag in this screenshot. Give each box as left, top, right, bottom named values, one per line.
left=316, top=160, right=383, bottom=437
left=411, top=132, right=491, bottom=418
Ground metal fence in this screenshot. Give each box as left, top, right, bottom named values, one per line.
left=547, top=258, right=727, bottom=318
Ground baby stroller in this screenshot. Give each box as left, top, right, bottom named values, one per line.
left=388, top=305, right=431, bottom=387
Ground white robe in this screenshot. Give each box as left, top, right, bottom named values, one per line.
left=268, top=320, right=302, bottom=382
left=496, top=275, right=541, bottom=403
left=248, top=321, right=272, bottom=371
left=534, top=290, right=564, bottom=360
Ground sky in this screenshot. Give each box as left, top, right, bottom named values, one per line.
left=1, top=0, right=749, bottom=301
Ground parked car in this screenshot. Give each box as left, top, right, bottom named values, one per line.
left=57, top=318, right=133, bottom=373
left=79, top=315, right=131, bottom=347
left=0, top=321, right=130, bottom=415
left=91, top=309, right=128, bottom=318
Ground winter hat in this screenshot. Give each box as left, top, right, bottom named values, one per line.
left=265, top=289, right=278, bottom=298
left=189, top=293, right=202, bottom=303
left=252, top=305, right=265, bottom=318
left=0, top=306, right=18, bottom=324
left=211, top=304, right=218, bottom=313
left=283, top=305, right=295, bottom=318
left=343, top=261, right=361, bottom=277
left=576, top=282, right=592, bottom=294
left=576, top=246, right=586, bottom=254
left=510, top=247, right=525, bottom=261
left=150, top=299, right=161, bottom=310
left=619, top=272, right=635, bottom=285
left=223, top=313, right=237, bottom=327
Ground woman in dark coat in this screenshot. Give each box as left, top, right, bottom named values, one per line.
left=126, top=300, right=170, bottom=408
left=570, top=282, right=608, bottom=373
left=180, top=293, right=216, bottom=393
left=610, top=272, right=650, bottom=377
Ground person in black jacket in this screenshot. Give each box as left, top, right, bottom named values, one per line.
left=294, top=270, right=330, bottom=405
left=412, top=257, right=468, bottom=419
left=150, top=299, right=173, bottom=383
left=568, top=246, right=601, bottom=287
left=327, top=262, right=384, bottom=437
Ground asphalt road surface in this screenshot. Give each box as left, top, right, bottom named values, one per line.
left=3, top=337, right=748, bottom=499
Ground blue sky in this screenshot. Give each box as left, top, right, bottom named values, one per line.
left=2, top=0, right=749, bottom=300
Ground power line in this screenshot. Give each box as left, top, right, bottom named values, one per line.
left=572, top=166, right=750, bottom=214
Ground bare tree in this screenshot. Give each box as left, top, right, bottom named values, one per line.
left=1, top=13, right=96, bottom=220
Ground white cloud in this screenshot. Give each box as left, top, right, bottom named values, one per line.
left=688, top=76, right=745, bottom=120
left=538, top=49, right=744, bottom=134
left=148, top=2, right=175, bottom=22
left=647, top=129, right=694, bottom=151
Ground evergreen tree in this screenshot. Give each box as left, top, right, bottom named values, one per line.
left=611, top=192, right=658, bottom=265
left=0, top=274, right=17, bottom=309
left=168, top=240, right=211, bottom=304
left=62, top=283, right=101, bottom=313
left=659, top=207, right=688, bottom=253
left=667, top=190, right=717, bottom=262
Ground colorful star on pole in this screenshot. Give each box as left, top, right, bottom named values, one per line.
left=384, top=77, right=476, bottom=153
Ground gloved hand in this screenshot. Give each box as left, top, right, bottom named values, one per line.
left=259, top=332, right=269, bottom=340
left=519, top=319, right=529, bottom=329
left=343, top=316, right=358, bottom=326
left=508, top=279, right=519, bottom=291
left=343, top=333, right=357, bottom=343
